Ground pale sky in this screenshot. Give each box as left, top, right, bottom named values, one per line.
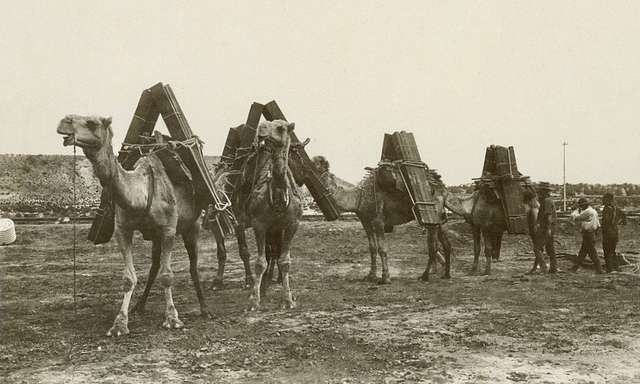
left=1, top=1, right=639, bottom=185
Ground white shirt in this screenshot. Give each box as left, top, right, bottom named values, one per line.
left=571, top=206, right=600, bottom=232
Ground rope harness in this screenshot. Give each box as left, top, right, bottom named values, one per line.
left=120, top=136, right=233, bottom=214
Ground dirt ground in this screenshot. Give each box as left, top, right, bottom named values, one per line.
left=1, top=218, right=639, bottom=383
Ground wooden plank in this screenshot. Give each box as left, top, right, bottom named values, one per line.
left=500, top=180, right=529, bottom=234
left=246, top=102, right=264, bottom=129
left=220, top=126, right=240, bottom=168
left=508, top=146, right=520, bottom=176
left=494, top=145, right=516, bottom=177
left=151, top=83, right=234, bottom=236
left=381, top=133, right=397, bottom=161
left=481, top=146, right=495, bottom=176
left=262, top=100, right=340, bottom=221
left=87, top=188, right=115, bottom=244
left=389, top=131, right=441, bottom=225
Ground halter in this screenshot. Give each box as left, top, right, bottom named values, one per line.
left=253, top=136, right=292, bottom=213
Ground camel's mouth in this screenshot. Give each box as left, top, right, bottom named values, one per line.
left=62, top=134, right=75, bottom=147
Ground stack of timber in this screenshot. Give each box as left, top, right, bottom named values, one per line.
left=261, top=101, right=340, bottom=221
left=380, top=131, right=442, bottom=226
left=477, top=145, right=530, bottom=234
left=215, top=100, right=340, bottom=221
left=214, top=103, right=263, bottom=198
left=88, top=82, right=234, bottom=244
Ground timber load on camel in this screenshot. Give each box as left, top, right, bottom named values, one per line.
left=207, top=100, right=340, bottom=224
left=378, top=131, right=443, bottom=227
left=474, top=145, right=533, bottom=235
left=201, top=101, right=341, bottom=289
left=88, top=82, right=235, bottom=244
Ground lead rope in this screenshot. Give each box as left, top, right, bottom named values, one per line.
left=66, top=142, right=78, bottom=363
left=72, top=144, right=77, bottom=314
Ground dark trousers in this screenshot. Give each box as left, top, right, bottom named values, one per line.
left=602, top=234, right=619, bottom=272
left=575, top=231, right=603, bottom=273
left=533, top=229, right=557, bottom=271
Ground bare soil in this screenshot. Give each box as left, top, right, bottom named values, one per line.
left=1, top=219, right=639, bottom=383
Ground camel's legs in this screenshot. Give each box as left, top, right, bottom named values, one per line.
left=183, top=224, right=211, bottom=318
left=211, top=223, right=227, bottom=289
left=361, top=220, right=378, bottom=281
left=494, top=231, right=503, bottom=261
left=132, top=239, right=160, bottom=315
left=248, top=226, right=267, bottom=311
left=482, top=231, right=494, bottom=275
left=471, top=226, right=482, bottom=274
left=279, top=222, right=298, bottom=309
left=528, top=232, right=539, bottom=273
left=262, top=232, right=281, bottom=295
left=372, top=220, right=391, bottom=284
left=158, top=230, right=183, bottom=329
left=438, top=226, right=452, bottom=279
left=107, top=228, right=136, bottom=337
left=420, top=226, right=438, bottom=281
left=236, top=225, right=254, bottom=289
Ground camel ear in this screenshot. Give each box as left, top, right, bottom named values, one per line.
left=101, top=116, right=112, bottom=127
left=287, top=122, right=295, bottom=133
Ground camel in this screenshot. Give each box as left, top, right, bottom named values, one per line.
left=56, top=115, right=210, bottom=337
left=445, top=183, right=540, bottom=275
left=232, top=120, right=302, bottom=310
left=313, top=156, right=453, bottom=283
left=205, top=130, right=312, bottom=291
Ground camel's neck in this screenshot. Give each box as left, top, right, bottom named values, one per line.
left=83, top=143, right=144, bottom=210
left=445, top=192, right=476, bottom=219
left=331, top=186, right=361, bottom=213
left=271, top=145, right=290, bottom=190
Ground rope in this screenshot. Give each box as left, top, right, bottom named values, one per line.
left=66, top=140, right=78, bottom=363
left=72, top=144, right=77, bottom=314
left=507, top=150, right=514, bottom=178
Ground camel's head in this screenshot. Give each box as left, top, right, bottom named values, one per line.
left=56, top=115, right=113, bottom=150
left=258, top=120, right=295, bottom=150
left=313, top=155, right=338, bottom=192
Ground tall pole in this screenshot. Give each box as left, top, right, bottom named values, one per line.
left=562, top=142, right=568, bottom=211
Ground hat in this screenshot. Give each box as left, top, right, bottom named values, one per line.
left=537, top=182, right=554, bottom=191
left=577, top=197, right=589, bottom=207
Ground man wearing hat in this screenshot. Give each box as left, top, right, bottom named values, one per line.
left=601, top=192, right=627, bottom=273
left=528, top=182, right=558, bottom=274
left=570, top=197, right=603, bottom=274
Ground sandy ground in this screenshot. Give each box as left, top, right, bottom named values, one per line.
left=1, top=219, right=639, bottom=383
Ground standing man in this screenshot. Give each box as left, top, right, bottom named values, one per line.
left=528, top=182, right=558, bottom=274
left=601, top=193, right=627, bottom=273
left=569, top=197, right=603, bottom=274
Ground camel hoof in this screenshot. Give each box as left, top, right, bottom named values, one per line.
left=442, top=274, right=451, bottom=280
left=419, top=273, right=429, bottom=282
left=280, top=300, right=297, bottom=310
left=378, top=276, right=391, bottom=285
left=106, top=321, right=129, bottom=337
left=162, top=316, right=184, bottom=330
left=524, top=269, right=538, bottom=275
left=201, top=310, right=213, bottom=320
left=362, top=273, right=377, bottom=282
left=247, top=296, right=260, bottom=312
left=211, top=279, right=225, bottom=291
